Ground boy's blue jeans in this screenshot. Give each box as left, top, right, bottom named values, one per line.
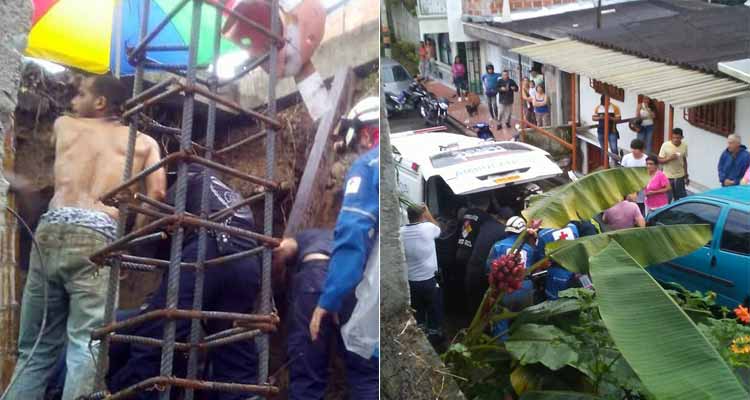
left=5, top=222, right=110, bottom=400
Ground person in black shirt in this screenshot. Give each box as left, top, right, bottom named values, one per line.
left=455, top=194, right=492, bottom=283
left=108, top=164, right=265, bottom=400
left=464, top=214, right=509, bottom=313
left=497, top=70, right=519, bottom=128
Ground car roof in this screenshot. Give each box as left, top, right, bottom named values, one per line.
left=381, top=57, right=402, bottom=68
left=696, top=185, right=750, bottom=206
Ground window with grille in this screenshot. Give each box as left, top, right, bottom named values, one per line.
left=683, top=100, right=735, bottom=136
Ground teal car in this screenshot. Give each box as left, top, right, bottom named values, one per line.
left=646, top=185, right=750, bottom=308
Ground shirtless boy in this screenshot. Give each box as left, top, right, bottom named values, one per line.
left=5, top=75, right=166, bottom=400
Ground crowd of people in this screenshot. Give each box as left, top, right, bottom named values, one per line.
left=3, top=75, right=380, bottom=400
left=398, top=103, right=749, bottom=348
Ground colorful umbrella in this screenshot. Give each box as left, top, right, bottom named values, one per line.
left=26, top=0, right=241, bottom=75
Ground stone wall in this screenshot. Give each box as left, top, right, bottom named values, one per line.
left=0, top=0, right=33, bottom=390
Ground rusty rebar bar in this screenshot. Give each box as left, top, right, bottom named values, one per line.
left=201, top=329, right=261, bottom=349
left=105, top=376, right=278, bottom=400
left=99, top=152, right=187, bottom=205
left=185, top=154, right=279, bottom=189
left=92, top=309, right=278, bottom=340
left=204, top=246, right=264, bottom=266
left=110, top=334, right=192, bottom=351
left=208, top=193, right=265, bottom=221
left=215, top=131, right=266, bottom=155
left=125, top=78, right=178, bottom=108
left=182, top=84, right=281, bottom=128
left=122, top=86, right=182, bottom=119
left=90, top=216, right=176, bottom=263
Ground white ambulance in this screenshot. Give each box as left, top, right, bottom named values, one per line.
left=391, top=129, right=563, bottom=220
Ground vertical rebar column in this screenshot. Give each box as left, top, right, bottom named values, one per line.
left=258, top=0, right=279, bottom=386
left=184, top=3, right=222, bottom=399
left=95, top=0, right=150, bottom=391
left=159, top=1, right=202, bottom=399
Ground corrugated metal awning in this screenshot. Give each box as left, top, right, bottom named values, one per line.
left=513, top=38, right=750, bottom=108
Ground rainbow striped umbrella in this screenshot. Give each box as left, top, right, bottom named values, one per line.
left=26, top=0, right=241, bottom=75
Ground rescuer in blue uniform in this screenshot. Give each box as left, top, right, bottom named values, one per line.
left=308, top=96, right=380, bottom=399
left=107, top=164, right=264, bottom=400
left=486, top=216, right=538, bottom=341
left=274, top=229, right=373, bottom=399
left=534, top=220, right=598, bottom=300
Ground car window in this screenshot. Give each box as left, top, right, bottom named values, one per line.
left=392, top=66, right=411, bottom=82
left=720, top=209, right=750, bottom=255
left=382, top=67, right=395, bottom=83
left=650, top=201, right=722, bottom=245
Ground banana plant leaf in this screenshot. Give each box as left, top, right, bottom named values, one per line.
left=589, top=241, right=748, bottom=400
left=522, top=167, right=649, bottom=228
left=545, top=224, right=712, bottom=274
left=520, top=391, right=602, bottom=400
left=506, top=324, right=579, bottom=371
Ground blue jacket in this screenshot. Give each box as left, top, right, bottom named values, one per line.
left=485, top=234, right=537, bottom=274
left=718, top=145, right=750, bottom=186
left=318, top=146, right=379, bottom=312
left=481, top=73, right=501, bottom=96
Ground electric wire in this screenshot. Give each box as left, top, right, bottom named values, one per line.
left=0, top=206, right=48, bottom=400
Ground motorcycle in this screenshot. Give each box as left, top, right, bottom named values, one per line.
left=419, top=93, right=449, bottom=126
left=385, top=80, right=430, bottom=117
left=384, top=91, right=411, bottom=117
left=469, top=122, right=494, bottom=140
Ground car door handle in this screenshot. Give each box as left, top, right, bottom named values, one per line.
left=710, top=256, right=717, bottom=268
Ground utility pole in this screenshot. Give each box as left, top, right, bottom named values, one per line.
left=596, top=0, right=602, bottom=29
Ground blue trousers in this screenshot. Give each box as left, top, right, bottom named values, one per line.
left=637, top=124, right=654, bottom=155
left=597, top=129, right=619, bottom=161
left=287, top=260, right=379, bottom=400
left=107, top=238, right=261, bottom=400
left=492, top=279, right=534, bottom=341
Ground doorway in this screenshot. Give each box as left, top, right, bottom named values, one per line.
left=458, top=41, right=481, bottom=94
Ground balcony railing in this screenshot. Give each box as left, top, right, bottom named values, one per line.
left=419, top=0, right=447, bottom=16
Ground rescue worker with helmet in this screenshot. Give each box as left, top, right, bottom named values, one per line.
left=290, top=96, right=379, bottom=398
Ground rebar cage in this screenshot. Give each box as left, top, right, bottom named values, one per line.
left=88, top=1, right=282, bottom=399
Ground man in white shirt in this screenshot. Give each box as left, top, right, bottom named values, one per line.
left=399, top=204, right=443, bottom=346
left=620, top=139, right=647, bottom=215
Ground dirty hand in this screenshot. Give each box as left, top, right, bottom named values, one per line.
left=309, top=306, right=338, bottom=341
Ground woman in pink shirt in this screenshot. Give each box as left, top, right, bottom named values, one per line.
left=742, top=165, right=750, bottom=185
left=644, top=155, right=671, bottom=215
left=452, top=56, right=467, bottom=101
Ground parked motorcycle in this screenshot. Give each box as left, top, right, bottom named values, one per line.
left=384, top=91, right=411, bottom=117
left=469, top=122, right=494, bottom=140
left=419, top=93, right=449, bottom=126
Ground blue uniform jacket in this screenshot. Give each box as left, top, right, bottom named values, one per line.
left=718, top=145, right=750, bottom=186
left=485, top=234, right=537, bottom=274
left=318, top=146, right=380, bottom=312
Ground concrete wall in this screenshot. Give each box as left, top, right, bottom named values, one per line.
left=234, top=0, right=379, bottom=109
left=390, top=2, right=421, bottom=43
left=418, top=15, right=450, bottom=35
left=579, top=77, right=749, bottom=190
left=447, top=0, right=472, bottom=42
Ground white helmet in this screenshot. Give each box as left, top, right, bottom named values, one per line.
left=505, top=216, right=527, bottom=234
left=343, top=96, right=379, bottom=147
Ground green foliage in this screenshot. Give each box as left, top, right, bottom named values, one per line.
left=390, top=40, right=419, bottom=76
left=506, top=324, right=579, bottom=371
left=590, top=241, right=748, bottom=399
left=545, top=224, right=713, bottom=274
